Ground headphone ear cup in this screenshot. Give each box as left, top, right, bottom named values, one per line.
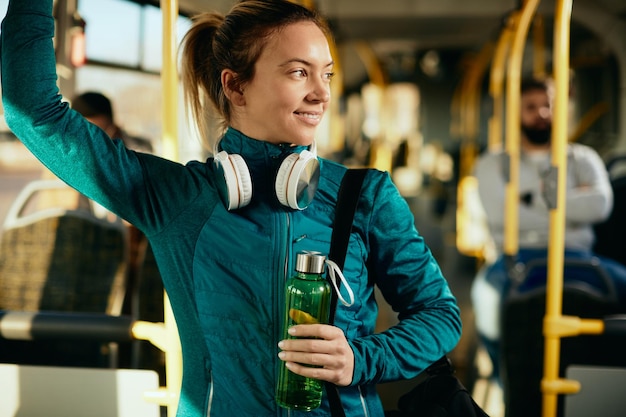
left=275, top=153, right=298, bottom=208
left=275, top=150, right=320, bottom=210
left=215, top=151, right=252, bottom=210
left=232, top=154, right=253, bottom=208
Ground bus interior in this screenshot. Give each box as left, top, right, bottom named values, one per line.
left=1, top=0, right=626, bottom=416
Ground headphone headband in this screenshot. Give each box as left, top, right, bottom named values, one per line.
left=214, top=144, right=319, bottom=211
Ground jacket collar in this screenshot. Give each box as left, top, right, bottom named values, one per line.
left=217, top=128, right=311, bottom=199
left=218, top=127, right=308, bottom=167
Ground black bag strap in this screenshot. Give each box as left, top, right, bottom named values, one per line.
left=327, top=168, right=368, bottom=417
left=328, top=168, right=368, bottom=322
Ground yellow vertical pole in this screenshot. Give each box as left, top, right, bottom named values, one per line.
left=450, top=42, right=494, bottom=180
left=354, top=41, right=389, bottom=170
left=503, top=0, right=540, bottom=258
left=161, top=0, right=179, bottom=162
left=160, top=1, right=182, bottom=416
left=541, top=1, right=573, bottom=416
left=354, top=41, right=387, bottom=88
left=452, top=43, right=493, bottom=259
left=488, top=14, right=516, bottom=153
left=327, top=38, right=344, bottom=154
left=460, top=42, right=494, bottom=179
left=533, top=14, right=547, bottom=80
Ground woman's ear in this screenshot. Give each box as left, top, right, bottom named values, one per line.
left=221, top=69, right=245, bottom=106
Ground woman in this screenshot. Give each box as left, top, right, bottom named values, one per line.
left=0, top=0, right=462, bottom=416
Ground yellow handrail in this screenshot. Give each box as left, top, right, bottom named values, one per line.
left=454, top=42, right=494, bottom=259
left=129, top=2, right=184, bottom=416
left=488, top=14, right=516, bottom=152
left=460, top=42, right=495, bottom=178
left=503, top=0, right=540, bottom=258
left=353, top=41, right=390, bottom=170
left=354, top=41, right=387, bottom=88
left=568, top=101, right=610, bottom=143
left=161, top=0, right=179, bottom=163
left=539, top=1, right=607, bottom=416
left=533, top=14, right=547, bottom=80
left=542, top=1, right=572, bottom=414
left=160, top=1, right=183, bottom=415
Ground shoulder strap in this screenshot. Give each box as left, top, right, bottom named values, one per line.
left=329, top=169, right=368, bottom=270
left=326, top=168, right=368, bottom=417
left=328, top=168, right=368, bottom=322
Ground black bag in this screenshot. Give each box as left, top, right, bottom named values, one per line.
left=328, top=169, right=489, bottom=417
left=385, top=356, right=489, bottom=417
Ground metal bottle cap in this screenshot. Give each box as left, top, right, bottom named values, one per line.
left=295, top=251, right=326, bottom=274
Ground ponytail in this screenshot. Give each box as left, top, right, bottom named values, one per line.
left=180, top=12, right=225, bottom=145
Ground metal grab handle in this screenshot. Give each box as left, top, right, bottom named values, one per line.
left=0, top=310, right=133, bottom=342
left=603, top=315, right=626, bottom=336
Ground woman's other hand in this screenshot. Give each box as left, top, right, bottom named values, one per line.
left=278, top=324, right=354, bottom=386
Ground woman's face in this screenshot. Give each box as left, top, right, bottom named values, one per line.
left=229, top=21, right=334, bottom=146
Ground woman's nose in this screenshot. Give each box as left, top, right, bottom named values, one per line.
left=307, top=80, right=330, bottom=103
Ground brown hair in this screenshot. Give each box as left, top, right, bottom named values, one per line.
left=521, top=77, right=551, bottom=95
left=180, top=0, right=330, bottom=147
left=72, top=91, right=114, bottom=120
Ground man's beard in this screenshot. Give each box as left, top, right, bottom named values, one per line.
left=522, top=124, right=552, bottom=145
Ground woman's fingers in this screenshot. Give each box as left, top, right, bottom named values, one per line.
left=278, top=324, right=354, bottom=386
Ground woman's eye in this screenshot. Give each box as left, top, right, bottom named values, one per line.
left=325, top=72, right=336, bottom=81
left=293, top=69, right=306, bottom=77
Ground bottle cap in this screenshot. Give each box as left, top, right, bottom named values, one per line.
left=295, top=251, right=326, bottom=274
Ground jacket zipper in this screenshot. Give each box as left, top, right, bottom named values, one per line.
left=358, top=386, right=369, bottom=417
left=205, top=371, right=214, bottom=416
left=282, top=212, right=291, bottom=285
left=279, top=211, right=291, bottom=417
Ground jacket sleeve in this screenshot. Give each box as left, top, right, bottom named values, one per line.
left=348, top=171, right=462, bottom=384
left=0, top=0, right=203, bottom=232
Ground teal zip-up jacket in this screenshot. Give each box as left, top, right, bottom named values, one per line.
left=0, top=1, right=461, bottom=416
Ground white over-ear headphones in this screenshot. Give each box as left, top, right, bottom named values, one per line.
left=214, top=145, right=320, bottom=211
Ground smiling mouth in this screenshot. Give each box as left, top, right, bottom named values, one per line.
left=295, top=112, right=321, bottom=120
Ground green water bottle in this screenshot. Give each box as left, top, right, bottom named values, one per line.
left=276, top=251, right=331, bottom=411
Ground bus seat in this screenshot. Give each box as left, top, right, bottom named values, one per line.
left=594, top=154, right=626, bottom=266
left=0, top=179, right=129, bottom=368
left=0, top=364, right=159, bottom=417
left=500, top=258, right=626, bottom=417
left=564, top=365, right=626, bottom=417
